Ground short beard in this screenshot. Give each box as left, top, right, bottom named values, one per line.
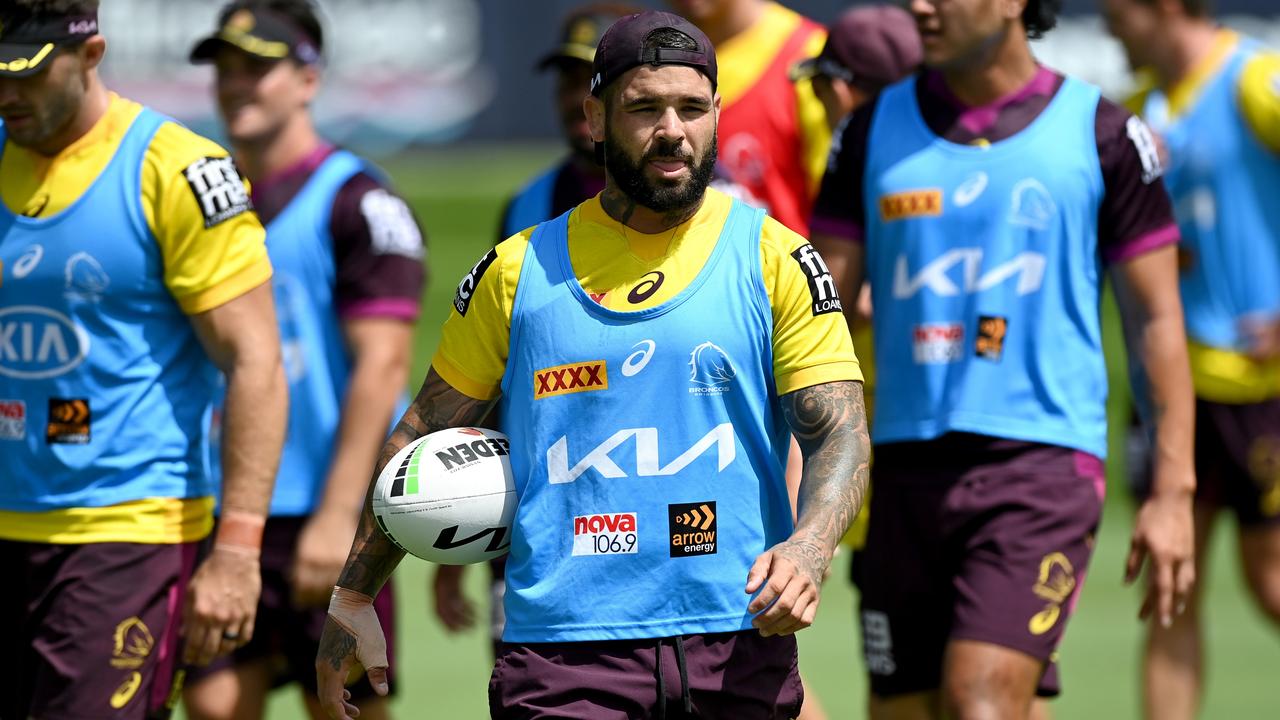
left=5, top=78, right=82, bottom=152
left=603, top=126, right=717, bottom=214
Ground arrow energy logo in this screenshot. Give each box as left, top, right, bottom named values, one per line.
left=46, top=397, right=90, bottom=444
left=668, top=501, right=717, bottom=557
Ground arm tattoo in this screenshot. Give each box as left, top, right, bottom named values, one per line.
left=336, top=367, right=496, bottom=596
left=779, top=380, right=870, bottom=584
left=318, top=622, right=358, bottom=672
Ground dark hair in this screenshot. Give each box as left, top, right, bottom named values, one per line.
left=601, top=26, right=701, bottom=109
left=13, top=0, right=100, bottom=13
left=643, top=27, right=698, bottom=52
left=1136, top=0, right=1213, bottom=16
left=1022, top=0, right=1061, bottom=40
left=219, top=0, right=324, bottom=53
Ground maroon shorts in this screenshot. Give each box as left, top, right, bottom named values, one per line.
left=488, top=631, right=803, bottom=719
left=186, top=516, right=396, bottom=699
left=0, top=539, right=198, bottom=720
left=853, top=434, right=1104, bottom=698
left=1193, top=397, right=1280, bottom=525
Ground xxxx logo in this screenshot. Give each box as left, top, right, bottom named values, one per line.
left=673, top=503, right=715, bottom=530
left=534, top=361, right=607, bottom=399
left=879, top=189, right=943, bottom=222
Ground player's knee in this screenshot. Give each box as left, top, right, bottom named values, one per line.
left=942, top=665, right=1034, bottom=720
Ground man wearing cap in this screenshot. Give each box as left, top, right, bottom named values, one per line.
left=181, top=2, right=425, bottom=719
left=317, top=10, right=868, bottom=720
left=490, top=3, right=637, bottom=244
left=667, top=0, right=828, bottom=238
left=811, top=0, right=1195, bottom=716
left=0, top=1, right=287, bottom=719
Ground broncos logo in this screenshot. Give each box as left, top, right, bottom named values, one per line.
left=689, top=342, right=736, bottom=387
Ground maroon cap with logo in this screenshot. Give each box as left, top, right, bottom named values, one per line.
left=189, top=3, right=320, bottom=66
left=790, top=5, right=921, bottom=93
left=0, top=6, right=99, bottom=78
left=589, top=10, right=717, bottom=97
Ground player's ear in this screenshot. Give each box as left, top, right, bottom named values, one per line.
left=1004, top=0, right=1027, bottom=23
left=298, top=62, right=321, bottom=103
left=585, top=93, right=606, bottom=144
left=80, top=35, right=107, bottom=72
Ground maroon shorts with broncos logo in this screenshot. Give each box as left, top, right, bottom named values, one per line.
left=0, top=539, right=198, bottom=720
left=853, top=433, right=1105, bottom=698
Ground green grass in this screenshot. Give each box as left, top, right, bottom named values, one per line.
left=189, top=144, right=1277, bottom=719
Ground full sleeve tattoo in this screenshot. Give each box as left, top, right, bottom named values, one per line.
left=779, top=380, right=870, bottom=581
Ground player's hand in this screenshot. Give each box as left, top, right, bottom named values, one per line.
left=431, top=564, right=476, bottom=632
left=183, top=546, right=261, bottom=666
left=745, top=538, right=828, bottom=637
left=316, top=587, right=389, bottom=720
left=293, top=509, right=359, bottom=608
left=1126, top=484, right=1196, bottom=628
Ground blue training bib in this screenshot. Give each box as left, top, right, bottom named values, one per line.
left=497, top=199, right=793, bottom=642
left=0, top=109, right=220, bottom=510
left=865, top=75, right=1109, bottom=458
left=1143, top=40, right=1280, bottom=352
left=208, top=150, right=406, bottom=516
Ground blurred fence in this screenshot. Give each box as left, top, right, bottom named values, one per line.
left=97, top=0, right=1279, bottom=155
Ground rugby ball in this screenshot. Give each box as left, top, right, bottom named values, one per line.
left=371, top=427, right=516, bottom=565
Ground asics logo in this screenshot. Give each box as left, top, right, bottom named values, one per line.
left=622, top=340, right=656, bottom=377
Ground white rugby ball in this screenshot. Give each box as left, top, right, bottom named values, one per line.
left=371, top=427, right=516, bottom=565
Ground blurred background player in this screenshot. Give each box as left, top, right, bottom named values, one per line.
left=434, top=4, right=637, bottom=655
left=1103, top=1, right=1280, bottom=718
left=183, top=2, right=425, bottom=719
left=318, top=11, right=869, bottom=720
left=812, top=0, right=1197, bottom=717
left=791, top=3, right=922, bottom=138
left=668, top=0, right=829, bottom=236
left=493, top=4, right=636, bottom=243
left=0, top=1, right=287, bottom=719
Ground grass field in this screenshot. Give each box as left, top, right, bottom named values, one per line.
left=189, top=144, right=1277, bottom=719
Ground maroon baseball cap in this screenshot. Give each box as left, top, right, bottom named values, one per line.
left=790, top=5, right=921, bottom=93
left=189, top=3, right=320, bottom=66
left=0, top=5, right=99, bottom=78
left=589, top=10, right=717, bottom=97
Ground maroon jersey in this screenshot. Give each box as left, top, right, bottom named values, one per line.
left=251, top=144, right=426, bottom=320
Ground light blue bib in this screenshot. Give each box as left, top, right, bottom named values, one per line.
left=497, top=199, right=792, bottom=641
left=1143, top=40, right=1280, bottom=351
left=0, top=109, right=220, bottom=510
left=865, top=75, right=1109, bottom=457
left=501, top=163, right=559, bottom=239
left=208, top=150, right=406, bottom=516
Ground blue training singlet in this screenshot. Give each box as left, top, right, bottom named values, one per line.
left=497, top=200, right=793, bottom=642
left=208, top=150, right=405, bottom=516
left=501, top=163, right=559, bottom=240
left=864, top=75, right=1109, bottom=458
left=0, top=109, right=220, bottom=510
left=1142, top=40, right=1280, bottom=353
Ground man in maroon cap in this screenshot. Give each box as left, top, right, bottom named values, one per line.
left=316, top=9, right=868, bottom=720
left=790, top=4, right=922, bottom=134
